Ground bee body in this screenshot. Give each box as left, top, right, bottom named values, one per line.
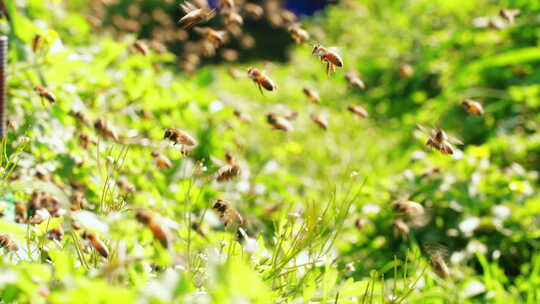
left=164, top=128, right=197, bottom=146
left=34, top=86, right=56, bottom=104
left=461, top=99, right=484, bottom=115
left=82, top=231, right=109, bottom=258
left=247, top=68, right=276, bottom=93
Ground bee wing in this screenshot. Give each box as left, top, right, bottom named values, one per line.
left=327, top=46, right=341, bottom=53
left=180, top=2, right=197, bottom=13
left=423, top=243, right=450, bottom=260
left=447, top=134, right=463, bottom=145
left=415, top=124, right=433, bottom=135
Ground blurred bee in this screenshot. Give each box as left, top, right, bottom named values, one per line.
left=499, top=8, right=521, bottom=24
left=418, top=125, right=463, bottom=155
left=392, top=219, right=409, bottom=239
left=32, top=34, right=43, bottom=53
left=164, top=128, right=197, bottom=146
left=78, top=132, right=97, bottom=150
left=345, top=71, right=365, bottom=90
left=46, top=226, right=64, bottom=241
left=303, top=87, right=321, bottom=104
left=227, top=67, right=243, bottom=79
left=133, top=40, right=149, bottom=56
left=355, top=218, right=367, bottom=230
left=310, top=113, right=328, bottom=130
left=117, top=177, right=135, bottom=193
left=212, top=199, right=244, bottom=233
left=233, top=108, right=252, bottom=124
left=288, top=24, right=310, bottom=44
left=280, top=9, right=297, bottom=25
left=70, top=191, right=88, bottom=211
left=347, top=104, right=369, bottom=118
left=398, top=63, right=414, bottom=78
left=421, top=167, right=441, bottom=178
left=244, top=3, right=264, bottom=20
left=225, top=10, right=244, bottom=27
left=221, top=48, right=239, bottom=61
left=247, top=67, right=277, bottom=94
left=182, top=53, right=200, bottom=73
left=312, top=44, right=343, bottom=75
left=151, top=151, right=172, bottom=169
left=94, top=119, right=118, bottom=141
left=392, top=200, right=425, bottom=218
left=488, top=18, right=506, bottom=30
left=34, top=86, right=56, bottom=104
left=178, top=1, right=215, bottom=29
left=194, top=27, right=227, bottom=46
left=135, top=208, right=170, bottom=248
left=139, top=109, right=154, bottom=120
left=216, top=152, right=241, bottom=182
left=70, top=110, right=91, bottom=126
left=15, top=201, right=27, bottom=223
left=266, top=113, right=293, bottom=131
left=82, top=231, right=109, bottom=258
left=424, top=243, right=450, bottom=278
left=461, top=99, right=484, bottom=115
left=284, top=111, right=299, bottom=121
left=0, top=234, right=19, bottom=251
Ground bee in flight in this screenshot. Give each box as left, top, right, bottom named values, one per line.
left=266, top=113, right=294, bottom=131
left=135, top=208, right=170, bottom=248
left=178, top=1, right=215, bottom=29
left=312, top=44, right=343, bottom=75
left=418, top=125, right=463, bottom=155
left=194, top=27, right=228, bottom=46
left=499, top=8, right=521, bottom=24
left=216, top=152, right=241, bottom=182
left=132, top=40, right=149, bottom=56
left=247, top=67, right=277, bottom=94
left=82, top=231, right=109, bottom=258
left=164, top=128, right=197, bottom=146
left=461, top=99, right=484, bottom=116
left=34, top=86, right=56, bottom=104
left=424, top=243, right=451, bottom=278
left=288, top=24, right=310, bottom=44
left=212, top=199, right=244, bottom=234
left=347, top=104, right=369, bottom=118
left=303, top=87, right=321, bottom=104
left=345, top=71, right=365, bottom=90
left=310, top=113, right=328, bottom=130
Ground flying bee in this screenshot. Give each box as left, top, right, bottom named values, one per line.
left=499, top=8, right=521, bottom=24
left=288, top=24, right=310, bottom=44
left=15, top=201, right=27, bottom=223
left=247, top=67, right=277, bottom=94
left=345, top=71, right=365, bottom=90
left=280, top=9, right=297, bottom=24
left=244, top=3, right=263, bottom=19
left=70, top=191, right=88, bottom=211
left=151, top=151, right=172, bottom=169
left=216, top=164, right=241, bottom=182
left=133, top=40, right=149, bottom=56
left=266, top=113, right=293, bottom=131
left=225, top=10, right=244, bottom=27
left=233, top=108, right=252, bottom=123
left=392, top=219, right=409, bottom=239
left=424, top=243, right=450, bottom=278
left=94, top=119, right=118, bottom=141
left=418, top=125, right=463, bottom=155
left=117, top=177, right=135, bottom=193
left=70, top=110, right=91, bottom=126
left=398, top=63, right=414, bottom=78
left=303, top=87, right=321, bottom=104
left=227, top=67, right=243, bottom=79
left=194, top=27, right=227, bottom=46
left=461, top=99, right=484, bottom=115
left=212, top=199, right=244, bottom=233
left=135, top=208, right=170, bottom=248
left=34, top=86, right=56, bottom=104
left=32, top=34, right=43, bottom=53
left=81, top=231, right=109, bottom=258
left=46, top=226, right=64, bottom=241
left=164, top=128, right=197, bottom=146
left=310, top=113, right=328, bottom=130
left=0, top=234, right=19, bottom=251
left=178, top=1, right=215, bottom=29
left=421, top=167, right=441, bottom=178
left=355, top=218, right=367, bottom=230
left=312, top=44, right=343, bottom=75
left=392, top=200, right=425, bottom=218
left=78, top=132, right=97, bottom=150
left=347, top=104, right=369, bottom=118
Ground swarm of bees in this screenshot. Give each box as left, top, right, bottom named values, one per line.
left=135, top=208, right=170, bottom=248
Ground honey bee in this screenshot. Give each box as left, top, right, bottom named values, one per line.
left=398, top=63, right=414, bottom=78
left=151, top=151, right=172, bottom=169
left=488, top=18, right=506, bottom=30
left=280, top=9, right=297, bottom=24
left=310, top=113, right=328, bottom=130
left=164, top=128, right=197, bottom=146
left=233, top=108, right=252, bottom=123
left=70, top=110, right=91, bottom=126
left=288, top=24, right=310, bottom=44
left=392, top=219, right=409, bottom=239
left=247, top=67, right=277, bottom=94
left=216, top=153, right=241, bottom=182
left=34, top=86, right=56, bottom=104
left=499, top=8, right=521, bottom=24
left=227, top=67, right=243, bottom=79
left=419, top=125, right=463, bottom=155
left=135, top=208, right=170, bottom=248
left=221, top=48, right=239, bottom=61
left=225, top=10, right=244, bottom=27
left=178, top=1, right=215, bottom=29
left=70, top=191, right=88, bottom=211
left=424, top=243, right=450, bottom=278
left=212, top=199, right=244, bottom=233
left=0, top=234, right=19, bottom=251
left=355, top=218, right=367, bottom=230
left=303, top=87, right=321, bottom=104
left=182, top=53, right=200, bottom=73
left=32, top=34, right=43, bottom=53
left=266, top=113, right=293, bottom=131
left=94, top=119, right=119, bottom=141
left=117, top=177, right=135, bottom=193
left=82, top=231, right=109, bottom=258
left=421, top=167, right=441, bottom=178
left=312, top=44, right=344, bottom=75
left=194, top=27, right=227, bottom=46
left=140, top=109, right=154, bottom=120
left=345, top=71, right=365, bottom=90
left=392, top=200, right=425, bottom=218
left=347, top=104, right=369, bottom=118
left=46, top=226, right=64, bottom=241
left=133, top=40, right=149, bottom=56
left=78, top=132, right=97, bottom=150
left=15, top=201, right=27, bottom=223
left=244, top=3, right=264, bottom=20
left=461, top=99, right=484, bottom=116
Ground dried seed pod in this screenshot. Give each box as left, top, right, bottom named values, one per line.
left=135, top=208, right=170, bottom=248
left=82, top=231, right=109, bottom=258
left=34, top=86, right=56, bottom=103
